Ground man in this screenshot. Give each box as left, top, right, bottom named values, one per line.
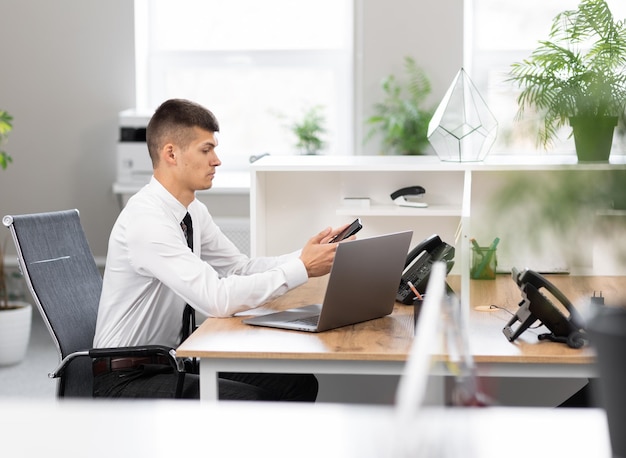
left=93, top=98, right=347, bottom=400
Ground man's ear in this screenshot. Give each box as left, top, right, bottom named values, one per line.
left=162, top=144, right=177, bottom=165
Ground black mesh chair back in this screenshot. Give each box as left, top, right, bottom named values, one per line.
left=3, top=209, right=101, bottom=397
left=4, top=209, right=185, bottom=399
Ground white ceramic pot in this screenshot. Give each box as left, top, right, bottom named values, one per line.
left=0, top=302, right=32, bottom=366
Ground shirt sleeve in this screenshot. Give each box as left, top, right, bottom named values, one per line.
left=127, top=206, right=308, bottom=318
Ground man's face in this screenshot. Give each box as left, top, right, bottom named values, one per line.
left=177, top=127, right=221, bottom=191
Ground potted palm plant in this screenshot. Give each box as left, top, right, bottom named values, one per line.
left=0, top=109, right=32, bottom=366
left=508, top=0, right=626, bottom=162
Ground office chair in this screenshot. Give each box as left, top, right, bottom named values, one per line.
left=3, top=209, right=185, bottom=398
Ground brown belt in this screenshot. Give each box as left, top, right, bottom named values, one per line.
left=92, top=355, right=171, bottom=376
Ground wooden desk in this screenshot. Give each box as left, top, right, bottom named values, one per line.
left=466, top=274, right=625, bottom=378
left=177, top=274, right=626, bottom=401
left=177, top=276, right=415, bottom=401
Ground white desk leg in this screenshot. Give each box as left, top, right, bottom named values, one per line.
left=199, top=359, right=219, bottom=402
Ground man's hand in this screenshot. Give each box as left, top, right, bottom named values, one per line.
left=299, top=225, right=352, bottom=277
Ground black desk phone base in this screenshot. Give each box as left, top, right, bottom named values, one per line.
left=503, top=268, right=586, bottom=348
left=396, top=234, right=455, bottom=304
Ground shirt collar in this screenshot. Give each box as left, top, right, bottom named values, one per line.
left=148, top=176, right=191, bottom=223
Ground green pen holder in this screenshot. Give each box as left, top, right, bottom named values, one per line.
left=470, top=246, right=497, bottom=280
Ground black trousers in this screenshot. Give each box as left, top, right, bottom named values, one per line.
left=93, top=363, right=318, bottom=401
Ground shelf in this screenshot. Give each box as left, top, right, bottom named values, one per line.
left=251, top=153, right=626, bottom=172
left=335, top=204, right=462, bottom=217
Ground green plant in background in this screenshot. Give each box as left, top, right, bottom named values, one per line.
left=508, top=0, right=626, bottom=149
left=498, top=1, right=626, bottom=267
left=289, top=105, right=327, bottom=155
left=0, top=111, right=21, bottom=310
left=366, top=56, right=434, bottom=155
left=486, top=169, right=626, bottom=267
left=0, top=110, right=14, bottom=308
left=0, top=240, right=14, bottom=310
left=0, top=110, right=14, bottom=170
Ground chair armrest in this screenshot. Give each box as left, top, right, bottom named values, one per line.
left=49, top=345, right=184, bottom=379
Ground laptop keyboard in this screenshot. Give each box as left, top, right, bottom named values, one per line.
left=287, top=315, right=319, bottom=327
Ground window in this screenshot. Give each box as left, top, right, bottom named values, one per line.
left=135, top=0, right=354, bottom=166
left=467, top=0, right=626, bottom=154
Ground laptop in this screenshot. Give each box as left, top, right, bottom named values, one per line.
left=243, top=230, right=412, bottom=332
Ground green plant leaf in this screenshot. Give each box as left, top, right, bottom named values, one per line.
left=0, top=111, right=13, bottom=136
left=0, top=110, right=13, bottom=169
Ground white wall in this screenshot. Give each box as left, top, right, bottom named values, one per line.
left=356, top=0, right=464, bottom=155
left=0, top=0, right=463, bottom=259
left=0, top=0, right=135, bottom=257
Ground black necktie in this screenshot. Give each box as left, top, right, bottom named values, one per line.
left=181, top=212, right=193, bottom=251
left=180, top=212, right=196, bottom=343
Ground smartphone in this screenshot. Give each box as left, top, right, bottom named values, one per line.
left=329, top=218, right=363, bottom=243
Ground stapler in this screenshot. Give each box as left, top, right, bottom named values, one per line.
left=390, top=186, right=427, bottom=208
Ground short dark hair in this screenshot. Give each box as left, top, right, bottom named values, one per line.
left=146, top=99, right=220, bottom=165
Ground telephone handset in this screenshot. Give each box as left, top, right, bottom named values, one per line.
left=503, top=268, right=586, bottom=348
left=396, top=234, right=455, bottom=304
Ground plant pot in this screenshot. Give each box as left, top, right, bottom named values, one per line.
left=569, top=116, right=618, bottom=162
left=0, top=301, right=32, bottom=366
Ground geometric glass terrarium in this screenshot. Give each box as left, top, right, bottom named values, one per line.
left=427, top=68, right=498, bottom=162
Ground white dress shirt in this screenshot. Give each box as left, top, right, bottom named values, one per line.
left=94, top=177, right=308, bottom=348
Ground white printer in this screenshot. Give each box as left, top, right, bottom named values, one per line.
left=117, top=109, right=152, bottom=185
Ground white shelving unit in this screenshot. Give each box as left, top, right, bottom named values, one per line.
left=251, top=155, right=467, bottom=258
left=250, top=154, right=626, bottom=288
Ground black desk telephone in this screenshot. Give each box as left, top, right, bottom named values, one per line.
left=396, top=234, right=455, bottom=304
left=503, top=268, right=586, bottom=348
